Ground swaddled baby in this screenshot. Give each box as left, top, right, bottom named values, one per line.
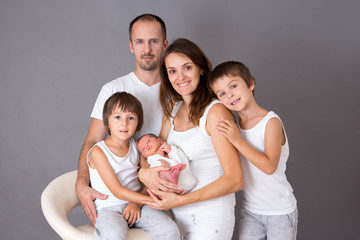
left=137, top=133, right=196, bottom=191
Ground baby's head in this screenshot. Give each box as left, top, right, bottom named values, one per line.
left=137, top=133, right=163, bottom=158
left=209, top=61, right=256, bottom=111
left=102, top=92, right=143, bottom=136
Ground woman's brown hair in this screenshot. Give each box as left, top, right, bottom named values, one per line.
left=159, top=38, right=214, bottom=125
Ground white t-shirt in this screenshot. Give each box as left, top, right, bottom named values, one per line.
left=87, top=139, right=141, bottom=210
left=239, top=111, right=297, bottom=215
left=91, top=72, right=163, bottom=139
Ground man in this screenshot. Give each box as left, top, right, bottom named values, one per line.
left=75, top=14, right=169, bottom=225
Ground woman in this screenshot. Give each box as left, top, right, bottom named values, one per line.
left=140, top=38, right=243, bottom=240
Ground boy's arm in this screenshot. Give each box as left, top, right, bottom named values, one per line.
left=90, top=146, right=153, bottom=203
left=122, top=155, right=150, bottom=227
left=75, top=118, right=109, bottom=225
left=219, top=117, right=284, bottom=175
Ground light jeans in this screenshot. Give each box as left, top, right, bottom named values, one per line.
left=94, top=204, right=180, bottom=240
left=238, top=207, right=298, bottom=240
left=172, top=205, right=235, bottom=240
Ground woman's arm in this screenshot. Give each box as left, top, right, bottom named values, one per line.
left=159, top=116, right=171, bottom=141
left=90, top=146, right=152, bottom=203
left=144, top=104, right=244, bottom=210
left=217, top=117, right=284, bottom=175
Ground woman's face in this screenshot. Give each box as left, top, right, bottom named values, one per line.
left=165, top=53, right=202, bottom=99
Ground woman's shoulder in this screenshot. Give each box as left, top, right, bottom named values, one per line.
left=207, top=101, right=233, bottom=120
left=200, top=100, right=234, bottom=134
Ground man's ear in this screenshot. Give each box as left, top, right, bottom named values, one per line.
left=162, top=39, right=169, bottom=51
left=129, top=40, right=134, bottom=54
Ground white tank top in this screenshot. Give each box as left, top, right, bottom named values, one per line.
left=87, top=138, right=141, bottom=210
left=167, top=100, right=235, bottom=211
left=239, top=111, right=297, bottom=215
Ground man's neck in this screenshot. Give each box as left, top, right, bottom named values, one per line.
left=133, top=68, right=161, bottom=87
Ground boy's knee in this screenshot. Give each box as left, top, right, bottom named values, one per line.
left=95, top=227, right=127, bottom=240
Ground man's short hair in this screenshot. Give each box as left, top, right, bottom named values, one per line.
left=129, top=13, right=166, bottom=41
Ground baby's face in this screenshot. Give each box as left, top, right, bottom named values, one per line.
left=137, top=135, right=162, bottom=158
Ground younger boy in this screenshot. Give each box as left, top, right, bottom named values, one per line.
left=88, top=92, right=180, bottom=240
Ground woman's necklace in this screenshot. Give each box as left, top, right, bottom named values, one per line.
left=184, top=105, right=191, bottom=124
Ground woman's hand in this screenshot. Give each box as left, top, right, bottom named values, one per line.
left=122, top=203, right=141, bottom=227
left=216, top=118, right=242, bottom=146
left=142, top=189, right=185, bottom=210
left=138, top=165, right=183, bottom=193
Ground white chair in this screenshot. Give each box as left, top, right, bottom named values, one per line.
left=41, top=170, right=153, bottom=240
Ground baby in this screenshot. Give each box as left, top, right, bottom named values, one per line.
left=137, top=133, right=196, bottom=192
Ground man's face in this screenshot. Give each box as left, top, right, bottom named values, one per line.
left=129, top=21, right=168, bottom=71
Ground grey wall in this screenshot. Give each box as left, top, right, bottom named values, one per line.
left=1, top=0, right=359, bottom=239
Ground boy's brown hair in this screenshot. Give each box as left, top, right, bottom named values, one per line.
left=102, top=92, right=144, bottom=135
left=209, top=61, right=256, bottom=96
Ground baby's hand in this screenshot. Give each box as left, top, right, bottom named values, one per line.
left=159, top=142, right=171, bottom=154
left=122, top=203, right=141, bottom=227
left=216, top=118, right=242, bottom=145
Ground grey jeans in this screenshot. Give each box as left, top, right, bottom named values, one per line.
left=94, top=204, right=180, bottom=240
left=238, top=207, right=298, bottom=240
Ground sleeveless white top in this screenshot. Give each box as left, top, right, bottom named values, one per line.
left=87, top=138, right=141, bottom=210
left=167, top=100, right=235, bottom=211
left=239, top=111, right=297, bottom=215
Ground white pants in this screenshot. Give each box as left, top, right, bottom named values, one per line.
left=172, top=205, right=235, bottom=240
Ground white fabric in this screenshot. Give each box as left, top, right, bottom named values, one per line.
left=172, top=204, right=235, bottom=240
left=87, top=138, right=141, bottom=210
left=147, top=145, right=197, bottom=191
left=91, top=72, right=163, bottom=139
left=167, top=100, right=235, bottom=211
left=239, top=111, right=297, bottom=215
left=41, top=170, right=153, bottom=240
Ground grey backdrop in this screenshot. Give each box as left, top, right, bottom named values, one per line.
left=1, top=0, right=359, bottom=239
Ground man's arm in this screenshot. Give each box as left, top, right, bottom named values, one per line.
left=75, top=118, right=108, bottom=225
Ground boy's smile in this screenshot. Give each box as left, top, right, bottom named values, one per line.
left=211, top=75, right=254, bottom=112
